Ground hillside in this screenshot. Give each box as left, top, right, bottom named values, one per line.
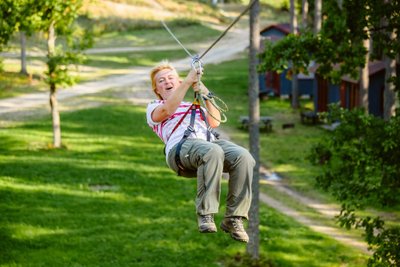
left=79, top=0, right=227, bottom=31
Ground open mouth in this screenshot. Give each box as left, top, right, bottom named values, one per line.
left=166, top=86, right=173, bottom=91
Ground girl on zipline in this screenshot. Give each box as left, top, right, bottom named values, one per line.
left=146, top=61, right=255, bottom=243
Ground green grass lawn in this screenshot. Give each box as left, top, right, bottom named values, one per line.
left=0, top=103, right=368, bottom=266
left=0, top=72, right=48, bottom=99
left=84, top=50, right=194, bottom=69
left=93, top=24, right=221, bottom=48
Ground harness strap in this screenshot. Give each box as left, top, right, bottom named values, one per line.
left=175, top=104, right=197, bottom=175
left=169, top=104, right=192, bottom=138
left=174, top=102, right=214, bottom=176
left=199, top=106, right=211, bottom=142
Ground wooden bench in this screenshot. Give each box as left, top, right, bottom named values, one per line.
left=239, top=116, right=273, bottom=132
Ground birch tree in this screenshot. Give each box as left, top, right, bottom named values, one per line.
left=36, top=0, right=92, bottom=147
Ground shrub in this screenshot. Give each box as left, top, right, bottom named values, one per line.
left=309, top=104, right=400, bottom=266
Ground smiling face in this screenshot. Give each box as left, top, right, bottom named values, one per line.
left=153, top=68, right=181, bottom=100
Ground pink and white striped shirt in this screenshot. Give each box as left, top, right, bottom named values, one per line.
left=146, top=100, right=215, bottom=160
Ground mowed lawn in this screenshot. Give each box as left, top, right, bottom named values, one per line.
left=0, top=103, right=367, bottom=266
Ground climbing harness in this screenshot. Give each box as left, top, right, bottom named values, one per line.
left=173, top=97, right=212, bottom=176
left=161, top=1, right=256, bottom=176
left=169, top=86, right=223, bottom=177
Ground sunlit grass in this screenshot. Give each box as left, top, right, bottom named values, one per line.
left=9, top=223, right=68, bottom=240
left=84, top=50, right=193, bottom=69
left=93, top=24, right=221, bottom=48
left=0, top=70, right=47, bottom=99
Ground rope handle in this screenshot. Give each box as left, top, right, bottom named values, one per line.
left=199, top=91, right=228, bottom=123
left=191, top=56, right=228, bottom=124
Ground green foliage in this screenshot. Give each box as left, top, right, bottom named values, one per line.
left=367, top=0, right=400, bottom=60
left=310, top=105, right=400, bottom=207
left=258, top=32, right=317, bottom=75
left=45, top=49, right=85, bottom=88
left=309, top=105, right=400, bottom=265
left=337, top=206, right=400, bottom=267
left=38, top=0, right=93, bottom=91
left=0, top=0, right=20, bottom=49
left=368, top=226, right=400, bottom=267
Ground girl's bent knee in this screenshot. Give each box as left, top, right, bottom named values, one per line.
left=238, top=150, right=256, bottom=167
left=204, top=144, right=224, bottom=162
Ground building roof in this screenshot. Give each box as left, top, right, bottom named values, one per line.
left=310, top=61, right=386, bottom=83
left=260, top=23, right=291, bottom=35
left=342, top=61, right=385, bottom=83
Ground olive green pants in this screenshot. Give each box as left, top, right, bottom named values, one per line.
left=167, top=139, right=255, bottom=219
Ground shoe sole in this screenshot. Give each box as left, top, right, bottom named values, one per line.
left=199, top=227, right=217, bottom=233
left=220, top=223, right=249, bottom=243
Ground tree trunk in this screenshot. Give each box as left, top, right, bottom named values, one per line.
left=290, top=0, right=299, bottom=109
left=383, top=55, right=396, bottom=120
left=50, top=85, right=61, bottom=147
left=47, top=21, right=62, bottom=148
left=314, top=0, right=322, bottom=34
left=301, top=0, right=309, bottom=30
left=382, top=0, right=397, bottom=120
left=20, top=31, right=28, bottom=75
left=359, top=30, right=370, bottom=113
left=337, top=0, right=343, bottom=9
left=246, top=0, right=260, bottom=260
left=290, top=0, right=298, bottom=34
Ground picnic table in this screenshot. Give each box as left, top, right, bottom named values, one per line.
left=239, top=116, right=273, bottom=132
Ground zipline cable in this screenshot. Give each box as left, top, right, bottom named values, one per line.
left=199, top=0, right=257, bottom=60
left=161, top=20, right=194, bottom=59
left=161, top=0, right=257, bottom=61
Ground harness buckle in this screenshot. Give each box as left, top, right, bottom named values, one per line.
left=186, top=125, right=194, bottom=133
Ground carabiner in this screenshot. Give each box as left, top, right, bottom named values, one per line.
left=191, top=55, right=203, bottom=74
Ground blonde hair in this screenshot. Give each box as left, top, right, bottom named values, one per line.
left=150, top=61, right=179, bottom=100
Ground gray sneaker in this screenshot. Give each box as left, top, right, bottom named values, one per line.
left=197, top=214, right=217, bottom=233
left=220, top=217, right=249, bottom=243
